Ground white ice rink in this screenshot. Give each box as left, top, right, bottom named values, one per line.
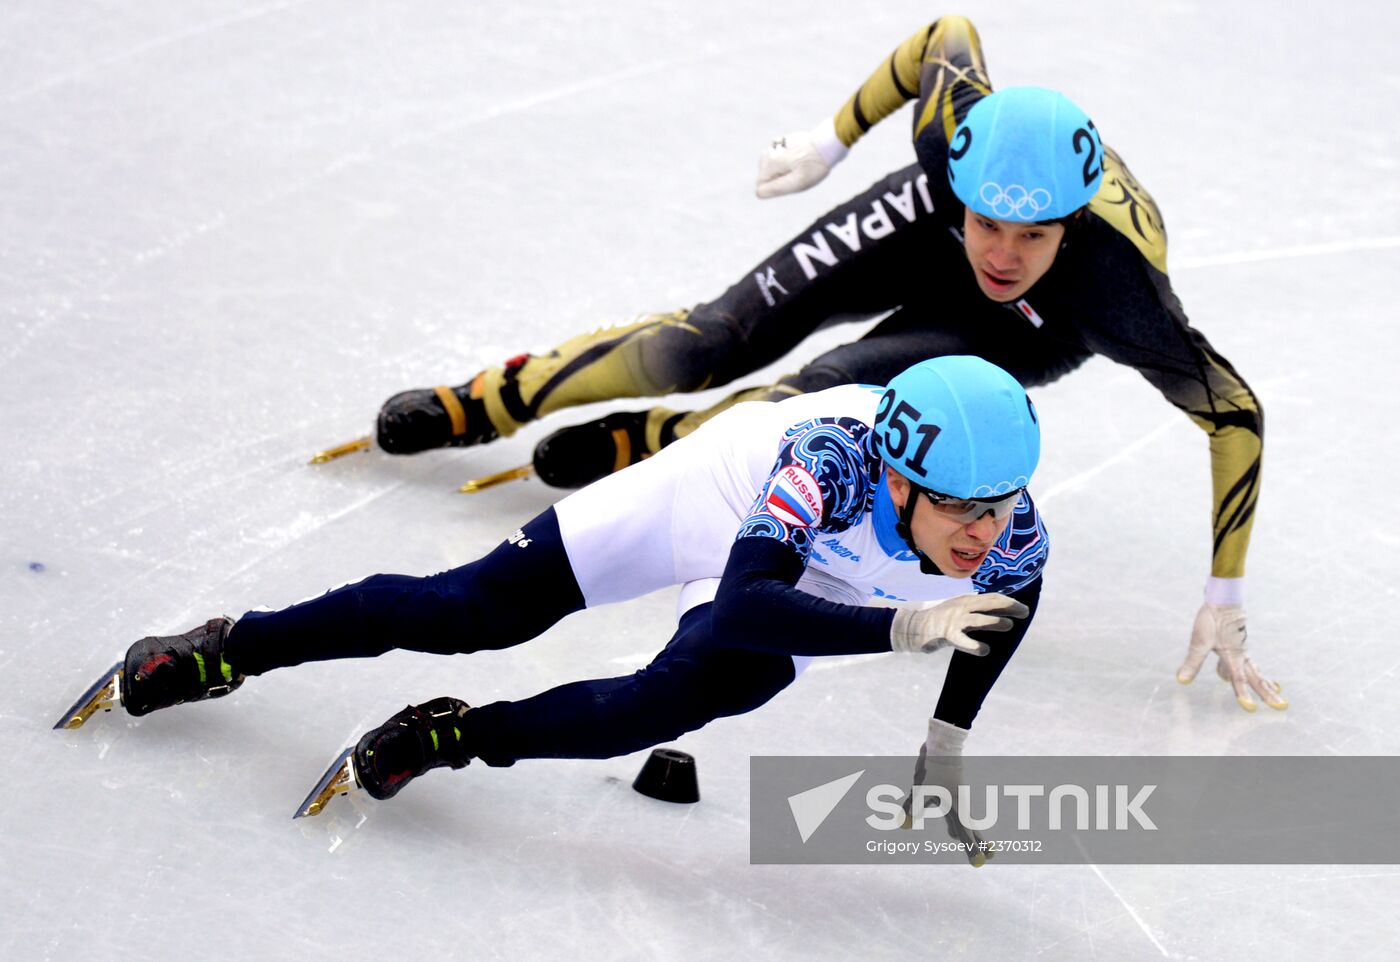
left=4, top=1, right=1400, bottom=959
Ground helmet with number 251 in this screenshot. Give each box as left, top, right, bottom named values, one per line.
left=873, top=355, right=1040, bottom=501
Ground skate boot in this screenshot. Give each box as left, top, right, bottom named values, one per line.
left=374, top=353, right=534, bottom=455
left=352, top=697, right=474, bottom=800
left=531, top=409, right=686, bottom=488
left=121, top=616, right=243, bottom=717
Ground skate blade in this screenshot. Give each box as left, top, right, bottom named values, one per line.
left=294, top=747, right=365, bottom=819
left=309, top=436, right=371, bottom=464
left=458, top=463, right=532, bottom=493
left=52, top=662, right=123, bottom=730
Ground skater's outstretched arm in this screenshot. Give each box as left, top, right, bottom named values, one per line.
left=1073, top=238, right=1263, bottom=583
left=757, top=16, right=991, bottom=199
left=932, top=576, right=1040, bottom=729
left=1063, top=220, right=1278, bottom=710
left=712, top=535, right=1026, bottom=659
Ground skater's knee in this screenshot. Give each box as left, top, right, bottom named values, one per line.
left=638, top=304, right=747, bottom=392
left=396, top=566, right=550, bottom=654
left=634, top=649, right=793, bottom=731
left=629, top=663, right=723, bottom=735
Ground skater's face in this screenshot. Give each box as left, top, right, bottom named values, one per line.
left=886, top=470, right=1013, bottom=578
left=962, top=209, right=1065, bottom=303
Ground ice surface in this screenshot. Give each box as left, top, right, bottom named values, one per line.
left=4, top=1, right=1400, bottom=959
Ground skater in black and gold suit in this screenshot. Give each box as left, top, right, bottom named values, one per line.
left=370, top=17, right=1278, bottom=713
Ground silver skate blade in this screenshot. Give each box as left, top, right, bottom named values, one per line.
left=294, top=747, right=365, bottom=819
left=52, top=662, right=123, bottom=730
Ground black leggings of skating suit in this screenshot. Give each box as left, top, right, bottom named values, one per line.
left=227, top=511, right=587, bottom=673
left=224, top=510, right=796, bottom=764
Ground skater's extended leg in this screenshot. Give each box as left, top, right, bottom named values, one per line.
left=351, top=602, right=798, bottom=801
left=224, top=509, right=584, bottom=677
left=115, top=510, right=583, bottom=720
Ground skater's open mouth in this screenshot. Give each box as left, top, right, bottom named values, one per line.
left=948, top=547, right=987, bottom=571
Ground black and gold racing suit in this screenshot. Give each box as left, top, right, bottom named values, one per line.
left=478, top=16, right=1262, bottom=580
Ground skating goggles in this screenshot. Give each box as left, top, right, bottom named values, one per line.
left=920, top=488, right=1023, bottom=524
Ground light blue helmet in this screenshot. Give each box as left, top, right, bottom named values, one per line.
left=873, top=355, right=1039, bottom=499
left=948, top=86, right=1103, bottom=222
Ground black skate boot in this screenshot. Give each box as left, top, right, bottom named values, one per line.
left=532, top=409, right=683, bottom=488
left=120, top=617, right=243, bottom=717
left=353, top=697, right=474, bottom=800
left=374, top=354, right=534, bottom=455
left=375, top=378, right=498, bottom=454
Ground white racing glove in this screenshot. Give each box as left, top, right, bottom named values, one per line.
left=1177, top=602, right=1287, bottom=712
left=754, top=116, right=848, bottom=198
left=890, top=592, right=1029, bottom=656
left=901, top=718, right=990, bottom=867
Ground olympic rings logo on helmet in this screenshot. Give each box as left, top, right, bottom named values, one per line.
left=978, top=182, right=1052, bottom=220
left=968, top=477, right=1031, bottom=499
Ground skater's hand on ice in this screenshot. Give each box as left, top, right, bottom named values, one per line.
left=890, top=592, right=1028, bottom=656
left=900, top=719, right=991, bottom=867
left=1177, top=602, right=1287, bottom=712
left=755, top=118, right=847, bottom=198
